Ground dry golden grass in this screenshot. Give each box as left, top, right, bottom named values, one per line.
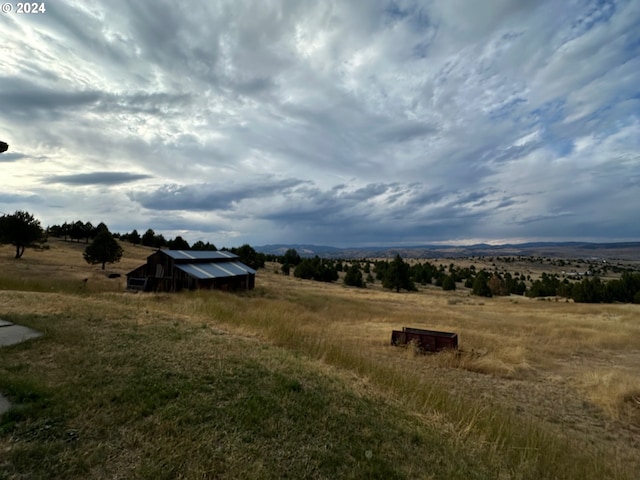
left=578, top=369, right=640, bottom=424
left=252, top=265, right=640, bottom=463
left=0, top=238, right=150, bottom=293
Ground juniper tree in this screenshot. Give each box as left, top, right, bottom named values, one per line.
left=344, top=264, right=364, bottom=288
left=83, top=230, right=123, bottom=270
left=0, top=210, right=44, bottom=258
left=382, top=254, right=416, bottom=293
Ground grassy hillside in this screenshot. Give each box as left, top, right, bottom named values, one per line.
left=1, top=240, right=639, bottom=479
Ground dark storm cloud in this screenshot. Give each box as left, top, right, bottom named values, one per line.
left=258, top=182, right=509, bottom=242
left=0, top=192, right=42, bottom=204
left=129, top=178, right=308, bottom=211
left=94, top=92, right=195, bottom=116
left=0, top=77, right=101, bottom=120
left=0, top=75, right=193, bottom=119
left=45, top=172, right=152, bottom=186
left=0, top=152, right=27, bottom=162
left=374, top=121, right=437, bottom=143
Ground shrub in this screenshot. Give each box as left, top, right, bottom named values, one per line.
left=442, top=275, right=456, bottom=291
left=344, top=264, right=364, bottom=288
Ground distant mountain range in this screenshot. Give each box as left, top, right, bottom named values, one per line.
left=255, top=242, right=640, bottom=261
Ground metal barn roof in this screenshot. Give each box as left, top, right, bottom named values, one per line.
left=175, top=261, right=256, bottom=280
left=160, top=250, right=238, bottom=261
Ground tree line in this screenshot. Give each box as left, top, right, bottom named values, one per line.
left=525, top=271, right=640, bottom=303
left=0, top=210, right=122, bottom=268
left=46, top=222, right=267, bottom=270
left=276, top=249, right=640, bottom=304
left=1, top=211, right=267, bottom=271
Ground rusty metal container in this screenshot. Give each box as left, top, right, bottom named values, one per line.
left=391, top=327, right=458, bottom=352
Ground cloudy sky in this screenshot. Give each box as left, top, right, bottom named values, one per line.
left=1, top=0, right=639, bottom=247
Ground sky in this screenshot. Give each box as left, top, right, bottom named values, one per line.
left=1, top=0, right=639, bottom=247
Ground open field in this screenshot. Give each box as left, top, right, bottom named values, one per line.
left=1, top=239, right=640, bottom=479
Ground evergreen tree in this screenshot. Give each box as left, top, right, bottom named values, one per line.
left=472, top=271, right=492, bottom=297
left=94, top=222, right=110, bottom=235
left=526, top=272, right=561, bottom=298
left=61, top=222, right=71, bottom=241
left=192, top=240, right=217, bottom=251
left=82, top=221, right=94, bottom=243
left=168, top=235, right=190, bottom=250
left=129, top=229, right=141, bottom=245
left=47, top=224, right=63, bottom=238
left=603, top=272, right=640, bottom=303
left=282, top=248, right=302, bottom=266
left=293, top=257, right=337, bottom=282
left=374, top=260, right=389, bottom=281
left=442, top=275, right=456, bottom=291
left=572, top=277, right=604, bottom=303
left=382, top=254, right=416, bottom=293
left=232, top=244, right=265, bottom=270
left=321, top=263, right=339, bottom=282
left=294, top=259, right=316, bottom=280
left=152, top=234, right=167, bottom=248
left=142, top=229, right=155, bottom=247
left=83, top=231, right=123, bottom=270
left=344, top=264, right=364, bottom=287
left=410, top=262, right=435, bottom=285
left=0, top=210, right=44, bottom=258
left=70, top=220, right=85, bottom=242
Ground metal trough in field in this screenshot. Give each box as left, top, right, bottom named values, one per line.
left=391, top=327, right=458, bottom=352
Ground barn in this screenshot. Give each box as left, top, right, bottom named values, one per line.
left=126, top=249, right=256, bottom=292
